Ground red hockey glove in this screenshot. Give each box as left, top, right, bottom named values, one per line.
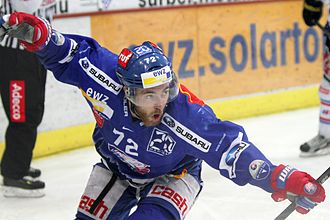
left=6, top=12, right=51, bottom=52
left=271, top=164, right=326, bottom=214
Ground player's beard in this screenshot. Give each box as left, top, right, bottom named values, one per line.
left=135, top=106, right=165, bottom=126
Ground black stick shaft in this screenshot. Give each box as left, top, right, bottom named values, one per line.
left=274, top=166, right=330, bottom=220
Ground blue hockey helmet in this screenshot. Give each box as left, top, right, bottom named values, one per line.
left=116, top=41, right=179, bottom=106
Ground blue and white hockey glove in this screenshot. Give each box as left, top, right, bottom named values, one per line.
left=1, top=12, right=51, bottom=52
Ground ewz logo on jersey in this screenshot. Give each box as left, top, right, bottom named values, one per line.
left=147, top=128, right=176, bottom=156
left=81, top=89, right=113, bottom=128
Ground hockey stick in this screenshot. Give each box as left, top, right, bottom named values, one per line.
left=274, top=166, right=330, bottom=220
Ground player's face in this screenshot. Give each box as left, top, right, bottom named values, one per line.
left=134, top=83, right=170, bottom=126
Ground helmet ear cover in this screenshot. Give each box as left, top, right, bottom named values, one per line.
left=116, top=41, right=179, bottom=105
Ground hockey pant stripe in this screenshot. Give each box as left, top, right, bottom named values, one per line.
left=89, top=171, right=118, bottom=215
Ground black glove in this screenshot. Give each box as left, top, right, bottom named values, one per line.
left=303, top=0, right=323, bottom=26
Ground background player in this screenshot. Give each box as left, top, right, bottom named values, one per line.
left=301, top=0, right=330, bottom=156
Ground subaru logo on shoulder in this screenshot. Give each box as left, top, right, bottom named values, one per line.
left=163, top=115, right=175, bottom=127
left=82, top=60, right=89, bottom=69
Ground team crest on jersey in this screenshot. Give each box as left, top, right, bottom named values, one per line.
left=147, top=128, right=176, bottom=156
left=79, top=57, right=123, bottom=95
left=161, top=113, right=211, bottom=152
left=81, top=89, right=113, bottom=121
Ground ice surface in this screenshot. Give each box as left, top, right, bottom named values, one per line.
left=0, top=107, right=329, bottom=220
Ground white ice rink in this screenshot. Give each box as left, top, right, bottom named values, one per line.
left=0, top=107, right=329, bottom=220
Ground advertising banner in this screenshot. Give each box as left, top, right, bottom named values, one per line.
left=90, top=0, right=323, bottom=100
left=54, top=0, right=256, bottom=15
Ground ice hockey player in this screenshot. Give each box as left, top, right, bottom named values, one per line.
left=301, top=0, right=330, bottom=156
left=0, top=12, right=326, bottom=219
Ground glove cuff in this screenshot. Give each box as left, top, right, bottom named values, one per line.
left=271, top=164, right=297, bottom=190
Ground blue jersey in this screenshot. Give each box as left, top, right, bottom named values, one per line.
left=37, top=31, right=276, bottom=192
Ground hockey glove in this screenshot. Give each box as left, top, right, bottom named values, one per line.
left=2, top=12, right=51, bottom=52
left=303, top=0, right=323, bottom=26
left=271, top=164, right=326, bottom=214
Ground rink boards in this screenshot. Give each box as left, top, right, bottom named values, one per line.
left=0, top=0, right=323, bottom=158
left=91, top=0, right=322, bottom=100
